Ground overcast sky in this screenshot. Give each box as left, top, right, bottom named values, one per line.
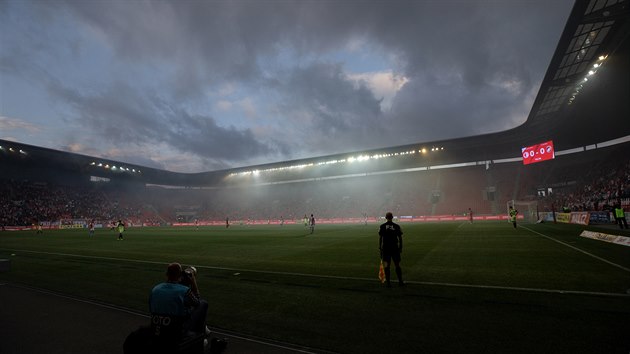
left=0, top=0, right=573, bottom=172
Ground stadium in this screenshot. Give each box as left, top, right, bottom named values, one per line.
left=1, top=1, right=630, bottom=353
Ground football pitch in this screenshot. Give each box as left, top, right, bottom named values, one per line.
left=1, top=221, right=630, bottom=353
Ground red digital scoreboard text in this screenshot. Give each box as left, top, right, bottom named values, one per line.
left=521, top=140, right=555, bottom=165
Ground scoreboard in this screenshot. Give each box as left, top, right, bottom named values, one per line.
left=522, top=140, right=555, bottom=165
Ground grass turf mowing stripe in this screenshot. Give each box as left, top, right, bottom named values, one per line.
left=521, top=225, right=630, bottom=273
left=3, top=247, right=628, bottom=297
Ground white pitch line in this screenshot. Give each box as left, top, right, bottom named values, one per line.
left=405, top=280, right=630, bottom=297
left=520, top=226, right=630, bottom=273
left=205, top=330, right=328, bottom=354
left=2, top=248, right=629, bottom=297
left=0, top=282, right=147, bottom=317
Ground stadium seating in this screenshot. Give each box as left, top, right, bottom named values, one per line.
left=1, top=148, right=628, bottom=227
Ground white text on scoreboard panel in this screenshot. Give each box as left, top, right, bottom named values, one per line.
left=522, top=140, right=555, bottom=165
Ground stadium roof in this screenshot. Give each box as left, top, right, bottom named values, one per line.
left=524, top=0, right=629, bottom=139
left=1, top=0, right=628, bottom=187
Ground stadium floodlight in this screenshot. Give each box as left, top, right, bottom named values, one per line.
left=105, top=164, right=110, bottom=168
left=593, top=63, right=600, bottom=68
left=598, top=55, right=607, bottom=61
left=222, top=145, right=456, bottom=177
left=97, top=163, right=102, bottom=167
left=9, top=147, right=14, bottom=152
left=19, top=149, right=26, bottom=154
left=90, top=162, right=96, bottom=165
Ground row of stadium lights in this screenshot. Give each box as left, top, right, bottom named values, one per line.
left=568, top=54, right=607, bottom=106
left=0, top=146, right=141, bottom=175
left=0, top=145, right=27, bottom=155
left=230, top=146, right=445, bottom=177
left=89, top=161, right=141, bottom=174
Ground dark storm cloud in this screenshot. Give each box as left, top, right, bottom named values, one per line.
left=2, top=0, right=573, bottom=171
left=58, top=0, right=302, bottom=99
left=52, top=0, right=398, bottom=158
left=44, top=79, right=276, bottom=161
left=1, top=1, right=281, bottom=168
left=272, top=62, right=386, bottom=154
left=166, top=108, right=275, bottom=159
left=295, top=2, right=563, bottom=146
left=368, top=1, right=570, bottom=143
left=390, top=75, right=531, bottom=144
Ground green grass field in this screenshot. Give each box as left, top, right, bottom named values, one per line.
left=1, top=221, right=630, bottom=353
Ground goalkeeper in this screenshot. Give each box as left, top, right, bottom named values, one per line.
left=117, top=220, right=125, bottom=240
left=378, top=212, right=404, bottom=287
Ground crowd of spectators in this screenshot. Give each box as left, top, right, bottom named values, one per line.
left=139, top=154, right=630, bottom=222
left=1, top=151, right=628, bottom=227
left=0, top=179, right=145, bottom=227
left=537, top=159, right=630, bottom=212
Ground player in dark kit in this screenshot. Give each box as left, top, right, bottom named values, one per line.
left=378, top=212, right=404, bottom=287
left=309, top=214, right=315, bottom=234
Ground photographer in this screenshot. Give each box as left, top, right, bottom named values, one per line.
left=149, top=262, right=209, bottom=335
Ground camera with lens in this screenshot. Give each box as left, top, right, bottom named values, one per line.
left=180, top=266, right=197, bottom=287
